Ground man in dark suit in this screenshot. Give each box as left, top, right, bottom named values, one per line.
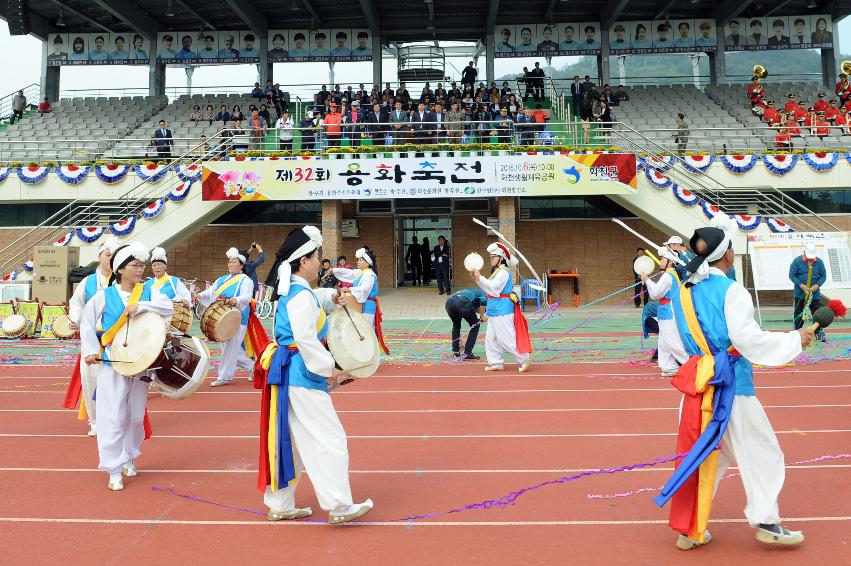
left=153, top=120, right=173, bottom=158
left=433, top=235, right=451, bottom=295
left=409, top=103, right=431, bottom=144
left=431, top=103, right=446, bottom=143
left=570, top=76, right=582, bottom=118
left=366, top=102, right=389, bottom=146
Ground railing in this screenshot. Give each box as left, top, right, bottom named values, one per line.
left=0, top=136, right=226, bottom=163
left=0, top=129, right=233, bottom=277
left=0, top=84, right=41, bottom=123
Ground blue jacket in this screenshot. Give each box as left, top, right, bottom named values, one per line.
left=788, top=255, right=827, bottom=300
left=243, top=250, right=265, bottom=290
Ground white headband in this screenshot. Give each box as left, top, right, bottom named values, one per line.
left=151, top=246, right=168, bottom=264
left=277, top=226, right=323, bottom=296
left=487, top=242, right=518, bottom=267
left=98, top=235, right=120, bottom=257
left=111, top=242, right=150, bottom=274
left=356, top=247, right=373, bottom=266
left=226, top=247, right=246, bottom=264
left=688, top=215, right=737, bottom=285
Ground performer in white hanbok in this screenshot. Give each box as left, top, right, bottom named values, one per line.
left=64, top=235, right=120, bottom=436
left=653, top=215, right=813, bottom=550
left=641, top=246, right=688, bottom=376
left=143, top=247, right=192, bottom=304
left=196, top=248, right=255, bottom=386
left=258, top=226, right=373, bottom=524
left=332, top=247, right=389, bottom=354
left=471, top=243, right=532, bottom=372
left=80, top=243, right=173, bottom=491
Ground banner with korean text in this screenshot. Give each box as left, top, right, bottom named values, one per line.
left=201, top=154, right=637, bottom=201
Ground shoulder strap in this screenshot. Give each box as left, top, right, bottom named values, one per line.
left=215, top=274, right=243, bottom=297
left=100, top=283, right=144, bottom=346
left=678, top=286, right=710, bottom=356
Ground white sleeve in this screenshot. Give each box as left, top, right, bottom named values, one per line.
left=313, top=287, right=340, bottom=314
left=288, top=291, right=335, bottom=377
left=68, top=278, right=88, bottom=325
left=173, top=278, right=193, bottom=304
left=136, top=286, right=175, bottom=317
left=197, top=285, right=215, bottom=308
left=348, top=270, right=375, bottom=304
left=476, top=269, right=509, bottom=296
left=724, top=283, right=802, bottom=366
left=332, top=267, right=360, bottom=282
left=645, top=272, right=672, bottom=300
left=80, top=291, right=105, bottom=359
left=235, top=277, right=254, bottom=310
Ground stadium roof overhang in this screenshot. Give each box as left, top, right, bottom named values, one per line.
left=1, top=0, right=848, bottom=43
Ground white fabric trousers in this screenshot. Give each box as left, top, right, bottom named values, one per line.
left=79, top=354, right=98, bottom=425
left=95, top=366, right=149, bottom=474
left=219, top=324, right=252, bottom=381
left=264, top=386, right=354, bottom=514
left=713, top=395, right=785, bottom=527
left=657, top=318, right=689, bottom=373
left=484, top=314, right=529, bottom=366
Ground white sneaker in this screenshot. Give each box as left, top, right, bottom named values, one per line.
left=122, top=461, right=138, bottom=477
left=676, top=530, right=712, bottom=550
left=210, top=378, right=232, bottom=387
left=518, top=362, right=531, bottom=373
left=87, top=424, right=97, bottom=437
left=661, top=370, right=678, bottom=377
left=484, top=365, right=505, bottom=372
left=328, top=499, right=374, bottom=525
left=267, top=507, right=313, bottom=521
left=107, top=474, right=124, bottom=491
left=755, top=524, right=804, bottom=546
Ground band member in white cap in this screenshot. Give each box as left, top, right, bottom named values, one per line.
left=332, top=247, right=390, bottom=354
left=641, top=247, right=688, bottom=376
left=258, top=226, right=373, bottom=524
left=195, top=247, right=255, bottom=386
left=64, top=235, right=120, bottom=436
left=80, top=243, right=173, bottom=491
left=470, top=243, right=532, bottom=372
left=143, top=247, right=192, bottom=304
left=653, top=215, right=813, bottom=549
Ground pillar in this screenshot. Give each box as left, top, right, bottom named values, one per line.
left=821, top=47, right=838, bottom=87
left=485, top=32, right=495, bottom=84
left=40, top=40, right=60, bottom=103
left=372, top=32, right=382, bottom=88
left=708, top=26, right=727, bottom=86
left=497, top=197, right=518, bottom=280
left=184, top=66, right=194, bottom=95
left=329, top=61, right=336, bottom=86
left=616, top=55, right=626, bottom=86
left=597, top=29, right=610, bottom=85
left=322, top=200, right=343, bottom=263
left=149, top=60, right=166, bottom=97
left=257, top=39, right=271, bottom=84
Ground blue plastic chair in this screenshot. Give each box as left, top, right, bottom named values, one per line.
left=520, top=279, right=542, bottom=311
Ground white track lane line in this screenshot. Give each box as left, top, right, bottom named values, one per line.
left=1, top=516, right=849, bottom=527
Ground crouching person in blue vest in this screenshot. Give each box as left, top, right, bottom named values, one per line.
left=257, top=226, right=373, bottom=524
left=80, top=243, right=173, bottom=491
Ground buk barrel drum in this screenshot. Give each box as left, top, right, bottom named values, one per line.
left=199, top=301, right=242, bottom=342
left=151, top=335, right=210, bottom=400
left=326, top=307, right=379, bottom=378
left=167, top=300, right=193, bottom=334
left=633, top=255, right=656, bottom=276
left=51, top=314, right=77, bottom=339
left=1, top=314, right=28, bottom=340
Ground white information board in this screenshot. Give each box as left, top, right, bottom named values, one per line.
left=748, top=232, right=851, bottom=291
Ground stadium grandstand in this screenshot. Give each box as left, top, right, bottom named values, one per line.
left=0, top=0, right=850, bottom=563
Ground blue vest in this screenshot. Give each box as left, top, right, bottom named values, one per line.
left=671, top=274, right=755, bottom=396
left=274, top=283, right=329, bottom=392
left=144, top=275, right=179, bottom=299
left=214, top=274, right=250, bottom=324
left=83, top=272, right=103, bottom=303
left=657, top=270, right=680, bottom=321
left=485, top=267, right=514, bottom=317
left=101, top=285, right=152, bottom=358
left=352, top=269, right=379, bottom=315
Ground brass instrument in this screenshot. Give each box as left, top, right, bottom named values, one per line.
left=753, top=64, right=768, bottom=79
left=841, top=60, right=851, bottom=76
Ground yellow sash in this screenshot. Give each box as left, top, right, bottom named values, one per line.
left=152, top=274, right=171, bottom=290
left=215, top=274, right=243, bottom=298
left=678, top=286, right=719, bottom=542
left=100, top=283, right=144, bottom=347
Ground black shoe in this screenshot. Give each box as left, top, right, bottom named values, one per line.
left=452, top=351, right=461, bottom=358
left=463, top=354, right=480, bottom=360
left=438, top=291, right=444, bottom=295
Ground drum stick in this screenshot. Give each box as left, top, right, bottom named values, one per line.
left=612, top=219, right=686, bottom=266
left=123, top=316, right=131, bottom=347
left=338, top=291, right=365, bottom=341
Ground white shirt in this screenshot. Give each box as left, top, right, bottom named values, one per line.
left=333, top=267, right=376, bottom=304
left=286, top=275, right=339, bottom=377
left=68, top=267, right=108, bottom=325
left=80, top=285, right=173, bottom=359
left=475, top=268, right=510, bottom=297
left=276, top=116, right=294, bottom=140
left=645, top=271, right=674, bottom=301
left=197, top=273, right=254, bottom=311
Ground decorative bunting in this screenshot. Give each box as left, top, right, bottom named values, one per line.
left=672, top=185, right=700, bottom=207
left=645, top=154, right=673, bottom=172
left=733, top=214, right=761, bottom=231
left=802, top=151, right=839, bottom=172
left=719, top=154, right=758, bottom=174
left=22, top=259, right=34, bottom=272
left=140, top=198, right=166, bottom=219
left=53, top=232, right=73, bottom=247
left=134, top=163, right=171, bottom=183
left=844, top=151, right=851, bottom=165
left=0, top=166, right=10, bottom=182
left=175, top=164, right=202, bottom=182
left=700, top=200, right=724, bottom=220
left=75, top=226, right=106, bottom=243
left=761, top=154, right=798, bottom=175
left=635, top=157, right=645, bottom=171
left=16, top=165, right=52, bottom=184
left=55, top=164, right=92, bottom=185
left=645, top=168, right=672, bottom=189
left=765, top=217, right=795, bottom=233
left=2, top=270, right=18, bottom=282
left=108, top=216, right=137, bottom=237
left=167, top=180, right=192, bottom=202
left=94, top=164, right=130, bottom=184
left=680, top=154, right=715, bottom=173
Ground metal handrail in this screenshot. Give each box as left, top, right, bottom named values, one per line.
left=0, top=84, right=41, bottom=122
left=0, top=129, right=233, bottom=277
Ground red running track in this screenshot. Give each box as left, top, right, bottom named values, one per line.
left=0, top=361, right=850, bottom=565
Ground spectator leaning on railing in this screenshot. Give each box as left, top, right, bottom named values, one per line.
left=366, top=102, right=388, bottom=146
left=323, top=103, right=343, bottom=147
left=248, top=110, right=266, bottom=150
left=675, top=113, right=689, bottom=153
left=276, top=111, right=294, bottom=151
left=300, top=111, right=319, bottom=151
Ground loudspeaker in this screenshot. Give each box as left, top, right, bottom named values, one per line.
left=5, top=0, right=31, bottom=36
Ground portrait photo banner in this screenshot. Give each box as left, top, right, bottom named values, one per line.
left=202, top=154, right=638, bottom=201
left=46, top=32, right=151, bottom=66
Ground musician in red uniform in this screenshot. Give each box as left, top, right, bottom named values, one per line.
left=835, top=73, right=850, bottom=105
left=824, top=99, right=840, bottom=125
left=762, top=101, right=779, bottom=125
left=814, top=112, right=830, bottom=140
left=783, top=94, right=798, bottom=113
left=774, top=116, right=792, bottom=149
left=785, top=112, right=801, bottom=137
left=792, top=100, right=808, bottom=125
left=751, top=98, right=767, bottom=119
left=836, top=107, right=849, bottom=135
left=813, top=93, right=829, bottom=113
left=746, top=77, right=765, bottom=107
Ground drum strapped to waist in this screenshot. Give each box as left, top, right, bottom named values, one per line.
left=51, top=314, right=77, bottom=339
left=1, top=314, right=28, bottom=340
left=200, top=300, right=241, bottom=342
left=108, top=311, right=210, bottom=400
left=325, top=307, right=379, bottom=378
left=167, top=300, right=193, bottom=334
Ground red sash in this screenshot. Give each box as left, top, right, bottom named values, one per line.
left=498, top=294, right=532, bottom=354
left=368, top=297, right=391, bottom=355
left=63, top=354, right=82, bottom=409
